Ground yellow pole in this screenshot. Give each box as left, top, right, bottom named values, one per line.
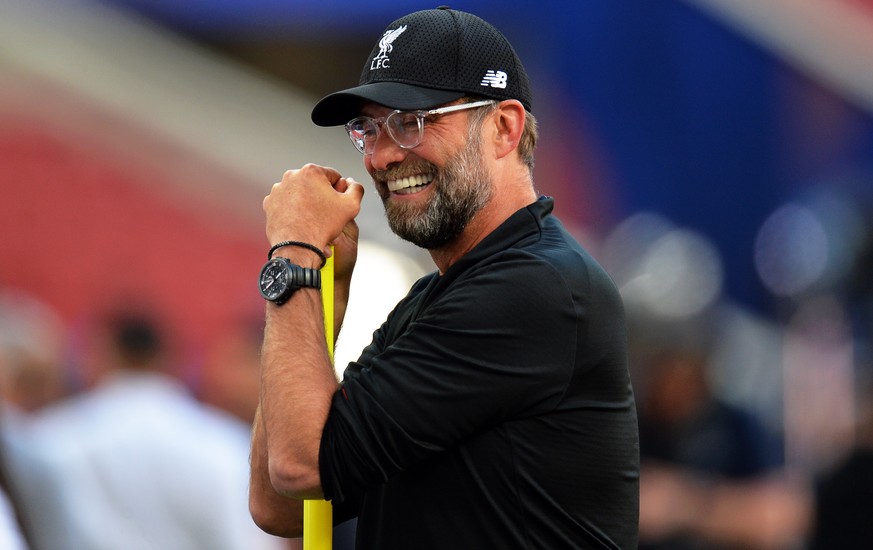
left=303, top=248, right=334, bottom=549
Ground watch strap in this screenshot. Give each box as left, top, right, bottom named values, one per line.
left=285, top=261, right=322, bottom=290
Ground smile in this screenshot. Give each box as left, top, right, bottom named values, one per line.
left=387, top=173, right=434, bottom=194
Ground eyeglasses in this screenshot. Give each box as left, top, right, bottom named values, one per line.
left=345, top=99, right=496, bottom=155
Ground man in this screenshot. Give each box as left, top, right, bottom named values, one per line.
left=250, top=7, right=639, bottom=549
left=23, top=312, right=286, bottom=550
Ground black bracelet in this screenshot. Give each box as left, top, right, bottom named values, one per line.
left=268, top=240, right=327, bottom=268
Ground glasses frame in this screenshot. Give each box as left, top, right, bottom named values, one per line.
left=345, top=99, right=497, bottom=155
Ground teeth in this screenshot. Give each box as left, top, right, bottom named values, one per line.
left=387, top=173, right=434, bottom=193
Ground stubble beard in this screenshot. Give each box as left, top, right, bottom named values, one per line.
left=378, top=136, right=494, bottom=250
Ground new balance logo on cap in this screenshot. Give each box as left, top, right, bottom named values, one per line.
left=481, top=70, right=508, bottom=89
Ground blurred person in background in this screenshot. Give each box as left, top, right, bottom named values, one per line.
left=0, top=289, right=68, bottom=421
left=197, top=317, right=265, bottom=426
left=808, top=227, right=873, bottom=549
left=0, top=458, right=29, bottom=550
left=602, top=213, right=815, bottom=548
left=809, top=380, right=873, bottom=550
left=0, top=288, right=69, bottom=549
left=18, top=309, right=287, bottom=550
left=808, top=376, right=873, bottom=549
left=636, top=341, right=811, bottom=549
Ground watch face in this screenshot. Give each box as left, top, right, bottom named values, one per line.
left=259, top=259, right=290, bottom=302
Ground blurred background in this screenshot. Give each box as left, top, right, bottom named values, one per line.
left=2, top=0, right=873, bottom=548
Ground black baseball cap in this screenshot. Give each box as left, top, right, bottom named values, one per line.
left=311, top=6, right=533, bottom=127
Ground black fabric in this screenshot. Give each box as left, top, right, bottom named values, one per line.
left=809, top=448, right=873, bottom=550
left=311, top=7, right=533, bottom=126
left=319, top=197, right=640, bottom=549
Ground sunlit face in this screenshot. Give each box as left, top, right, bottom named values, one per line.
left=366, top=105, right=494, bottom=249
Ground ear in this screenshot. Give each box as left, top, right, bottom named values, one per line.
left=490, top=100, right=526, bottom=160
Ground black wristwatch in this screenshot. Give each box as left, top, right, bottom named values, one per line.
left=258, top=257, right=321, bottom=305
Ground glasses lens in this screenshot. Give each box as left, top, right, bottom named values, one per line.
left=346, top=117, right=378, bottom=154
left=386, top=111, right=423, bottom=149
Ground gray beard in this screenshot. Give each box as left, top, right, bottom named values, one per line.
left=380, top=138, right=493, bottom=250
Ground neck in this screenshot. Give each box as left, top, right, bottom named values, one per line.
left=429, top=175, right=537, bottom=274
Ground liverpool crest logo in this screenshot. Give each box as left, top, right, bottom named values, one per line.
left=371, top=25, right=407, bottom=70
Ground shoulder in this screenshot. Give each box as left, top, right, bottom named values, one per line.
left=472, top=219, right=619, bottom=308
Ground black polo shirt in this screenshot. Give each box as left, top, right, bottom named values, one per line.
left=320, top=197, right=639, bottom=549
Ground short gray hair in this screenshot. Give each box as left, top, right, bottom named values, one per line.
left=466, top=99, right=538, bottom=176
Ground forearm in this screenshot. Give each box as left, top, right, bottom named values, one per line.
left=257, top=164, right=361, bottom=501
left=640, top=465, right=812, bottom=548
left=692, top=476, right=812, bottom=548
left=260, top=258, right=340, bottom=499
left=249, top=405, right=304, bottom=537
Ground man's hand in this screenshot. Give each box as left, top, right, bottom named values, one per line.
left=329, top=176, right=361, bottom=284
left=263, top=164, right=364, bottom=257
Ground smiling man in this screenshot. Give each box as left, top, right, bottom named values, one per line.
left=249, top=7, right=639, bottom=549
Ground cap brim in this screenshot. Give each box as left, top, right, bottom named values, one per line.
left=311, top=82, right=465, bottom=127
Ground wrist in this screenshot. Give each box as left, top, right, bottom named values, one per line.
left=258, top=257, right=322, bottom=305
left=268, top=240, right=326, bottom=269
left=277, top=250, right=323, bottom=270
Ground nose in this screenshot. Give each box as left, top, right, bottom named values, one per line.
left=366, top=129, right=408, bottom=171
